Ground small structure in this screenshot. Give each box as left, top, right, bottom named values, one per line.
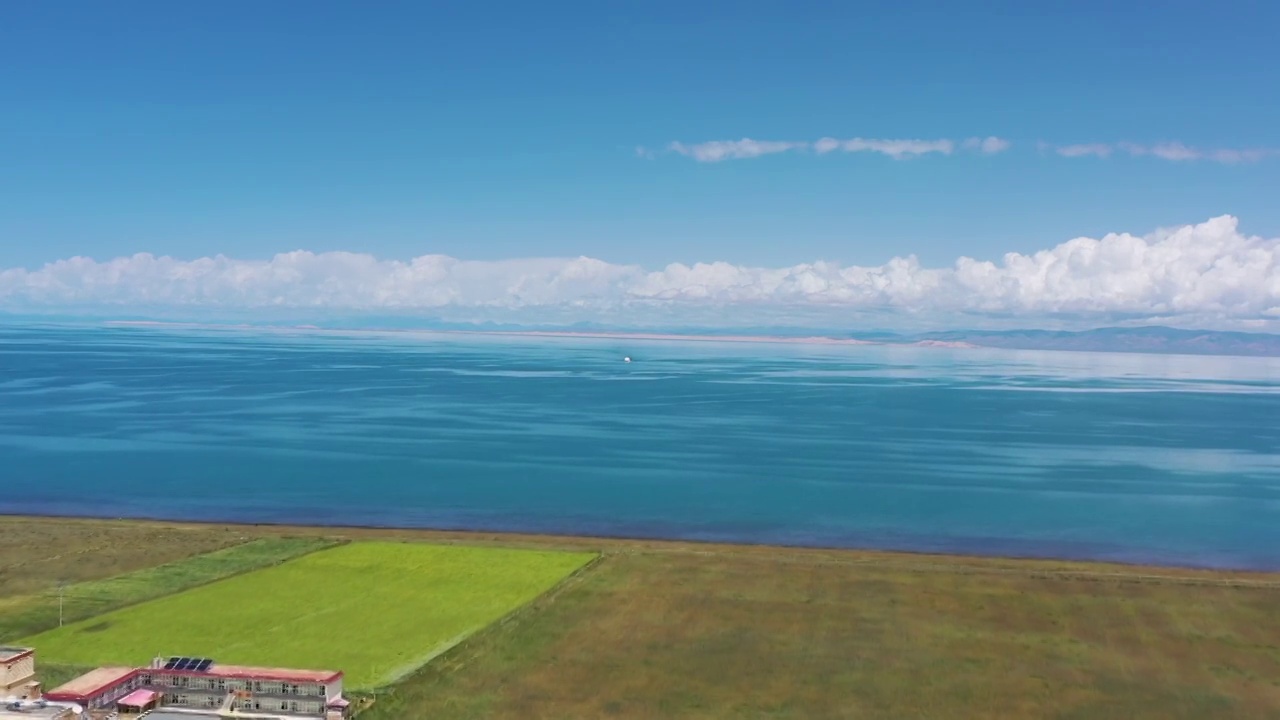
left=44, top=657, right=349, bottom=720
left=115, top=688, right=160, bottom=715
left=0, top=647, right=40, bottom=701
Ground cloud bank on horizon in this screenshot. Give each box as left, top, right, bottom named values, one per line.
left=651, top=136, right=1278, bottom=164
left=1, top=216, right=1277, bottom=330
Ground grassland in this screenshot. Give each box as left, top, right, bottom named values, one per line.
left=22, top=541, right=597, bottom=689
left=0, top=530, right=333, bottom=642
left=4, top=517, right=1279, bottom=719
left=0, top=517, right=269, bottom=597
left=354, top=549, right=1280, bottom=720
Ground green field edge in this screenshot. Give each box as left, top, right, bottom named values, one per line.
left=374, top=551, right=605, bottom=687
left=2, top=535, right=343, bottom=644
left=353, top=551, right=606, bottom=716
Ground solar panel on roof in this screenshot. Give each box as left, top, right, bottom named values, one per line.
left=178, top=658, right=192, bottom=670
left=196, top=659, right=213, bottom=671
left=163, top=658, right=179, bottom=670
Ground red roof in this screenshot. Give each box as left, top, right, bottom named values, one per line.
left=43, top=667, right=138, bottom=702
left=117, top=689, right=160, bottom=708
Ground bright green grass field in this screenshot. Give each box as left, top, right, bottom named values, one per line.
left=23, top=542, right=596, bottom=689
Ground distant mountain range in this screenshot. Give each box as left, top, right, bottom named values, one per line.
left=902, top=327, right=1280, bottom=357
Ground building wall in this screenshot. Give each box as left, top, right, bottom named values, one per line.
left=153, top=690, right=324, bottom=717
left=145, top=671, right=331, bottom=699
left=160, top=691, right=224, bottom=711
left=232, top=697, right=325, bottom=715
left=86, top=675, right=145, bottom=709
left=0, top=654, right=35, bottom=689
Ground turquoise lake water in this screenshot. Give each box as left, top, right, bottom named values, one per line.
left=2, top=324, right=1278, bottom=569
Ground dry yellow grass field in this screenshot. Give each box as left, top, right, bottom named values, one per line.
left=0, top=516, right=259, bottom=596
left=363, top=549, right=1280, bottom=720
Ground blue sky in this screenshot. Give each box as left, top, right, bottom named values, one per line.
left=2, top=1, right=1279, bottom=329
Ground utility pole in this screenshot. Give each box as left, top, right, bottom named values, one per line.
left=58, top=581, right=66, bottom=627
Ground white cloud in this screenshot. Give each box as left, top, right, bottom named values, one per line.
left=948, top=216, right=1279, bottom=317
left=661, top=136, right=1010, bottom=162
left=1053, top=141, right=1278, bottom=164
left=2, top=217, right=1278, bottom=328
left=1055, top=143, right=1114, bottom=158
left=813, top=137, right=957, bottom=159
left=961, top=136, right=1012, bottom=154
left=1147, top=142, right=1200, bottom=162
left=658, top=136, right=1279, bottom=164
left=1208, top=148, right=1275, bottom=164
left=666, top=139, right=805, bottom=162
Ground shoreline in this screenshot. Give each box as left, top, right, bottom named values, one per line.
left=5, top=513, right=1278, bottom=584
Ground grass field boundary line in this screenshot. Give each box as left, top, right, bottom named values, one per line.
left=41, top=536, right=347, bottom=606
left=378, top=631, right=475, bottom=687
left=611, top=547, right=1280, bottom=589
left=366, top=551, right=606, bottom=697
left=450, top=552, right=605, bottom=671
